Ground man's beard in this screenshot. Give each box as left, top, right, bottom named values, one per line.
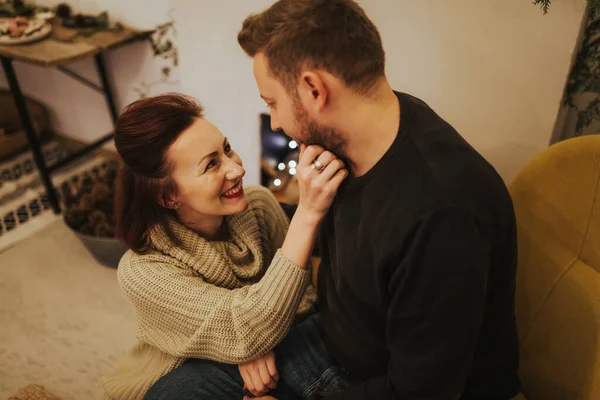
left=292, top=96, right=348, bottom=164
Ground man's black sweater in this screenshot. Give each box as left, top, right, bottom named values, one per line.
left=316, top=92, right=521, bottom=399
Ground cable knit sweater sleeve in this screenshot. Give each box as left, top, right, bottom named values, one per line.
left=117, top=188, right=309, bottom=365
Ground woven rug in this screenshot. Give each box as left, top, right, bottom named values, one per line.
left=0, top=219, right=136, bottom=399
left=8, top=384, right=62, bottom=400
left=0, top=140, right=108, bottom=253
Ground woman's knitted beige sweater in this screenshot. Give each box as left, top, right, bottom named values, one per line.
left=103, top=186, right=310, bottom=400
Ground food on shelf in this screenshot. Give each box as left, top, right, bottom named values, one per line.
left=0, top=15, right=46, bottom=39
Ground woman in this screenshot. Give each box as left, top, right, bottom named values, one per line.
left=102, top=93, right=347, bottom=400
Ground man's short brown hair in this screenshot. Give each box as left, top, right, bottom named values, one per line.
left=238, top=0, right=385, bottom=95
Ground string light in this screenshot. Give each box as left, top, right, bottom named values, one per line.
left=289, top=168, right=297, bottom=176
left=288, top=160, right=297, bottom=168
left=277, top=163, right=286, bottom=171
left=274, top=179, right=282, bottom=187
left=288, top=140, right=298, bottom=149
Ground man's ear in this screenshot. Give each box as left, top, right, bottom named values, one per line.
left=298, top=71, right=328, bottom=113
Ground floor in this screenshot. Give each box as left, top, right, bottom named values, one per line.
left=0, top=219, right=136, bottom=399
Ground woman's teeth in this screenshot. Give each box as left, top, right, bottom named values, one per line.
left=222, top=183, right=241, bottom=197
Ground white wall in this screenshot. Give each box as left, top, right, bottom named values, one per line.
left=174, top=0, right=275, bottom=186
left=370, top=0, right=586, bottom=181
left=174, top=0, right=586, bottom=184
left=0, top=0, right=179, bottom=150
left=3, top=1, right=585, bottom=183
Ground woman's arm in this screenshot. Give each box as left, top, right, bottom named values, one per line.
left=120, top=145, right=346, bottom=365
left=118, top=250, right=309, bottom=364
left=252, top=145, right=347, bottom=270
left=248, top=186, right=318, bottom=272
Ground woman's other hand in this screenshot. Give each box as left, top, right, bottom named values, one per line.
left=238, top=350, right=279, bottom=397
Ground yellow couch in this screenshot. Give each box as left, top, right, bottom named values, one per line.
left=510, top=134, right=600, bottom=399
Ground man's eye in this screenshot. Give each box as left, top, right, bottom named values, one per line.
left=224, top=144, right=232, bottom=153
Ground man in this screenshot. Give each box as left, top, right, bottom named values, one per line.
left=238, top=0, right=521, bottom=399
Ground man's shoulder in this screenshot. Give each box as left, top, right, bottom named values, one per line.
left=395, top=92, right=504, bottom=194
left=360, top=92, right=511, bottom=228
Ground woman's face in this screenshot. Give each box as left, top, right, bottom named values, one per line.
left=167, top=117, right=248, bottom=218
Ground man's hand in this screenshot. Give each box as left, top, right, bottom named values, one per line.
left=238, top=350, right=279, bottom=397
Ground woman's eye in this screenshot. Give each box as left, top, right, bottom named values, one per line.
left=206, top=159, right=217, bottom=171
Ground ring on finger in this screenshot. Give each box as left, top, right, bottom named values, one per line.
left=311, top=160, right=324, bottom=172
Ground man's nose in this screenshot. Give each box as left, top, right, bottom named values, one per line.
left=270, top=116, right=281, bottom=132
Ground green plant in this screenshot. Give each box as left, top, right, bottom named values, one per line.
left=149, top=21, right=178, bottom=74
left=535, top=1, right=600, bottom=135
left=564, top=10, right=600, bottom=134
left=76, top=11, right=124, bottom=38
left=133, top=18, right=179, bottom=98
left=0, top=0, right=47, bottom=17
left=534, top=0, right=600, bottom=15
left=533, top=0, right=552, bottom=14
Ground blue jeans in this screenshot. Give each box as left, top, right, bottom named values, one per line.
left=144, top=314, right=353, bottom=399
